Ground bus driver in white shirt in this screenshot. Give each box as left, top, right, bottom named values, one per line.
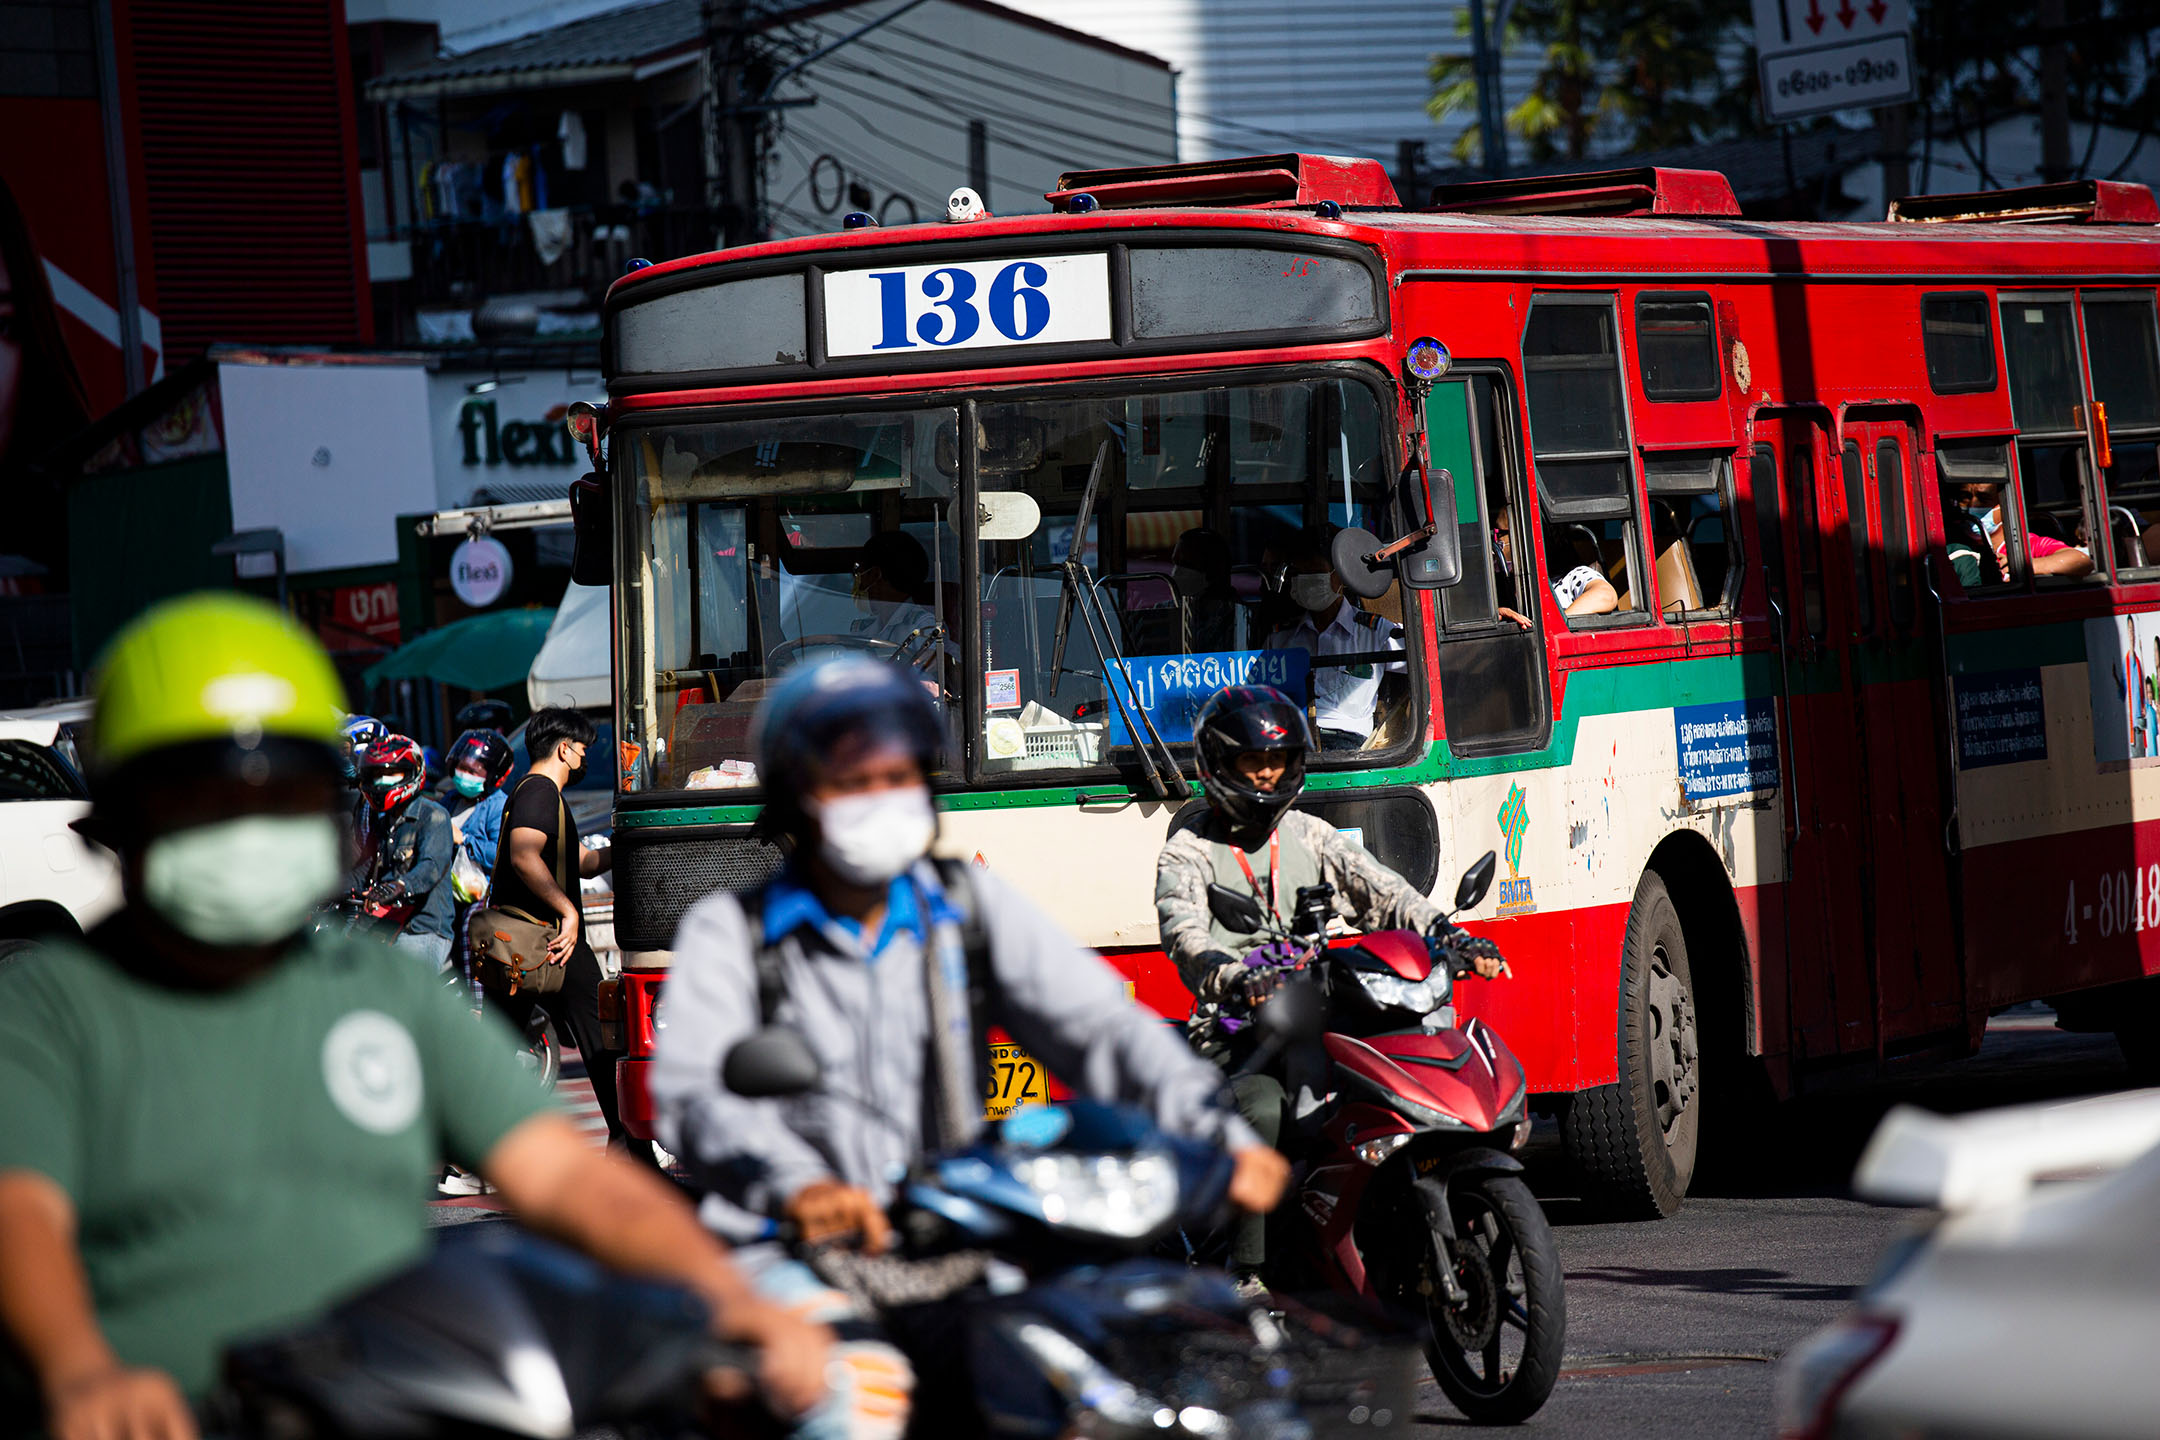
left=1264, top=527, right=1405, bottom=752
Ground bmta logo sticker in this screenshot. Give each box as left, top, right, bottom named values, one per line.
left=1494, top=782, right=1537, bottom=917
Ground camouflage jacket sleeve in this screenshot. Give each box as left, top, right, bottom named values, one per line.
left=1288, top=811, right=1444, bottom=935
left=1155, top=827, right=1240, bottom=998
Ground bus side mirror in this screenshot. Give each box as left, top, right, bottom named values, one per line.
left=569, top=472, right=612, bottom=587
left=1393, top=458, right=1463, bottom=590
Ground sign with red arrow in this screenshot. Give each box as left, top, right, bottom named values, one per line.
left=1752, top=0, right=1915, bottom=122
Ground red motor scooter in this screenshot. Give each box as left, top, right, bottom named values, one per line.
left=1196, top=850, right=1565, bottom=1425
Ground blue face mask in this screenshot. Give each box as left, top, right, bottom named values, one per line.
left=1964, top=505, right=2001, bottom=536
left=454, top=772, right=487, bottom=798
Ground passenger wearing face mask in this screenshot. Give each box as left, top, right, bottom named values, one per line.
left=650, top=656, right=1288, bottom=1440
left=1263, top=526, right=1406, bottom=751
left=0, top=595, right=835, bottom=1440
left=491, top=706, right=625, bottom=1143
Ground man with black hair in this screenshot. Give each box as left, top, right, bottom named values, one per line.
left=492, top=706, right=626, bottom=1143
left=848, top=530, right=948, bottom=662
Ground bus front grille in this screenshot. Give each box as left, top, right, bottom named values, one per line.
left=613, top=827, right=785, bottom=950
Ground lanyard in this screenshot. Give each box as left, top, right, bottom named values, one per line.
left=1232, top=830, right=1281, bottom=921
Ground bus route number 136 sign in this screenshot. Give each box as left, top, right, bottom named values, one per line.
left=824, top=253, right=1111, bottom=358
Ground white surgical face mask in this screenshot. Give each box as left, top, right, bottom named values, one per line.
left=141, top=813, right=344, bottom=947
left=809, top=784, right=935, bottom=886
left=1289, top=573, right=1337, bottom=613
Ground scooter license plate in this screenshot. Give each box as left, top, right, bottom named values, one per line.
left=985, top=1042, right=1048, bottom=1119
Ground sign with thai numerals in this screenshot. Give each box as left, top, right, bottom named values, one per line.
left=1751, top=0, right=1915, bottom=122
left=824, top=253, right=1110, bottom=358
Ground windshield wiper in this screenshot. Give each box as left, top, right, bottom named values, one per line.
left=1048, top=441, right=1186, bottom=801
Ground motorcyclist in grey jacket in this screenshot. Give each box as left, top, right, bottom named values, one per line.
left=649, top=656, right=1288, bottom=1440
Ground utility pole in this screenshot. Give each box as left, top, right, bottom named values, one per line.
left=704, top=0, right=761, bottom=247
left=1467, top=0, right=1514, bottom=178
left=1877, top=104, right=1910, bottom=209
left=2038, top=0, right=2072, bottom=180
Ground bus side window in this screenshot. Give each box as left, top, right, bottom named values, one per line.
left=1840, top=440, right=1877, bottom=634
left=1878, top=438, right=1916, bottom=629
left=2082, top=290, right=2160, bottom=575
left=1937, top=439, right=2015, bottom=591
left=1750, top=443, right=1784, bottom=604
left=1643, top=452, right=1738, bottom=618
left=2001, top=294, right=2102, bottom=584
left=1436, top=372, right=1548, bottom=754
left=1791, top=444, right=1828, bottom=639
left=1522, top=296, right=1641, bottom=624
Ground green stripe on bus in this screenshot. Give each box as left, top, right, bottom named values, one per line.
left=615, top=649, right=1777, bottom=824
left=1944, top=616, right=2087, bottom=673
left=614, top=617, right=2094, bottom=828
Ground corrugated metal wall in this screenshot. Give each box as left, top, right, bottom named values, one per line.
left=122, top=0, right=372, bottom=364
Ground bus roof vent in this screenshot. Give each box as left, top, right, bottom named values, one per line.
left=1425, top=167, right=1742, bottom=218
left=1887, top=179, right=2160, bottom=225
left=1046, top=153, right=1400, bottom=212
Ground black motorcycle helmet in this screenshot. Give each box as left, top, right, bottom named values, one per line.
left=1193, top=685, right=1312, bottom=838
left=445, top=728, right=516, bottom=793
left=454, top=699, right=515, bottom=734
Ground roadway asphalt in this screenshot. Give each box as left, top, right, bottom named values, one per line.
left=431, top=1015, right=2132, bottom=1436
left=1412, top=1014, right=2134, bottom=1435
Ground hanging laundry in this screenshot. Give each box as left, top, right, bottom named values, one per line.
left=557, top=111, right=588, bottom=171
left=529, top=207, right=572, bottom=266
left=502, top=153, right=527, bottom=215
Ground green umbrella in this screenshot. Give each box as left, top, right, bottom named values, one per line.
left=363, top=607, right=557, bottom=693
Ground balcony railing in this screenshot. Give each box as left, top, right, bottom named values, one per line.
left=394, top=203, right=735, bottom=310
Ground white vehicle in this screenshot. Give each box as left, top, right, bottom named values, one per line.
left=1776, top=1090, right=2160, bottom=1439
left=0, top=698, right=120, bottom=952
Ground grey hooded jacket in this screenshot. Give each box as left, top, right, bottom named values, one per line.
left=650, top=858, right=1261, bottom=1242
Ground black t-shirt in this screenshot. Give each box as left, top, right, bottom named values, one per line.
left=491, top=774, right=582, bottom=934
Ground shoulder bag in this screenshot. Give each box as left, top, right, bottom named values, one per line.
left=466, top=779, right=571, bottom=997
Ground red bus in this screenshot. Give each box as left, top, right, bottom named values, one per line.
left=587, top=155, right=2160, bottom=1216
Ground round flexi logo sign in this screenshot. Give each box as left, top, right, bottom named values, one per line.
left=322, top=1010, right=424, bottom=1135
left=450, top=536, right=513, bottom=607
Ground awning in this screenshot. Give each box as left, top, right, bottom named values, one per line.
left=527, top=582, right=611, bottom=711
left=363, top=607, right=557, bottom=693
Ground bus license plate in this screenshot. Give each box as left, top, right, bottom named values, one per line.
left=985, top=1042, right=1048, bottom=1119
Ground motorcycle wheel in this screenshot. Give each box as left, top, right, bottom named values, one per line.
left=521, top=1011, right=561, bottom=1091
left=1417, top=1173, right=1565, bottom=1425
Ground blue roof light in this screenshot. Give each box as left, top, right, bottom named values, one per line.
left=842, top=211, right=878, bottom=229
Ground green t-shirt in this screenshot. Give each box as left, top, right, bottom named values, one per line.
left=0, top=928, right=552, bottom=1399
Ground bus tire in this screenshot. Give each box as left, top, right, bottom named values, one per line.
left=1560, top=872, right=1700, bottom=1218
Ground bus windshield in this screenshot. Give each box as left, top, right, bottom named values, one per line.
left=617, top=375, right=1393, bottom=794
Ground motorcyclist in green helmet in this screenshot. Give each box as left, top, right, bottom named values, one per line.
left=0, top=594, right=829, bottom=1440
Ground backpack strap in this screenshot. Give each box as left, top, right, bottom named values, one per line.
left=741, top=879, right=789, bottom=1027
left=932, top=857, right=998, bottom=1101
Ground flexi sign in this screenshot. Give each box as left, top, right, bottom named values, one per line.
left=823, top=253, right=1111, bottom=358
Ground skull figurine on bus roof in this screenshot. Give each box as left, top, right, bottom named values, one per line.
left=945, top=187, right=990, bottom=223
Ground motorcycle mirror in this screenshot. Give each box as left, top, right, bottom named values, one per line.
left=1456, top=851, right=1498, bottom=913
left=722, top=1028, right=822, bottom=1098
left=1206, top=882, right=1268, bottom=935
